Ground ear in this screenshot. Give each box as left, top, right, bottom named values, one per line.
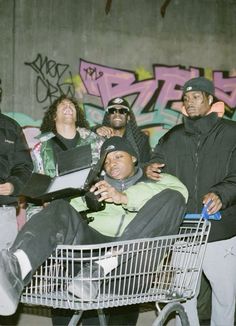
left=132, top=156, right=137, bottom=163
left=208, top=95, right=213, bottom=105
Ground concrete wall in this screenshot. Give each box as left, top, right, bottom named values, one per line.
left=0, top=0, right=236, bottom=143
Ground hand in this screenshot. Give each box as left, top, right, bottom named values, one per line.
left=203, top=192, right=222, bottom=215
left=90, top=180, right=127, bottom=205
left=145, top=163, right=165, bottom=181
left=96, top=126, right=114, bottom=138
left=0, top=182, right=14, bottom=196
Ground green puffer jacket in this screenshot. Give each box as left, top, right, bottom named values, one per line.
left=71, top=172, right=188, bottom=237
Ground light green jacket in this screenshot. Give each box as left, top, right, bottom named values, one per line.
left=70, top=173, right=188, bottom=237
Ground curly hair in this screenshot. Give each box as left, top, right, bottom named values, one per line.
left=40, top=95, right=89, bottom=133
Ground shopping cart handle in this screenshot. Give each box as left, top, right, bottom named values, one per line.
left=185, top=200, right=221, bottom=220
left=184, top=212, right=221, bottom=220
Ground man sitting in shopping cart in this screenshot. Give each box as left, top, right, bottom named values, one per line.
left=0, top=136, right=188, bottom=316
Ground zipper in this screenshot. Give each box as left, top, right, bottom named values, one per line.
left=194, top=134, right=201, bottom=212
left=115, top=213, right=127, bottom=237
left=115, top=180, right=126, bottom=236
left=121, top=180, right=125, bottom=191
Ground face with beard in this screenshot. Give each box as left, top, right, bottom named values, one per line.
left=108, top=105, right=130, bottom=130
left=183, top=91, right=213, bottom=119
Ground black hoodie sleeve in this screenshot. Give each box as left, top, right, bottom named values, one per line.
left=0, top=115, right=33, bottom=200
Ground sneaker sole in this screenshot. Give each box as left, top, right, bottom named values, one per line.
left=0, top=252, right=20, bottom=316
left=0, top=282, right=18, bottom=315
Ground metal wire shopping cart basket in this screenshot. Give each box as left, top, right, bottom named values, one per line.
left=21, top=218, right=210, bottom=326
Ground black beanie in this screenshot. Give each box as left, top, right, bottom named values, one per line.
left=100, top=136, right=138, bottom=159
left=183, top=77, right=215, bottom=96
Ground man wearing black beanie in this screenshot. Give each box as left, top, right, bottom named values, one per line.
left=0, top=136, right=188, bottom=318
left=145, top=77, right=236, bottom=326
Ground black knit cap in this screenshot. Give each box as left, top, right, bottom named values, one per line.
left=100, top=136, right=138, bottom=159
left=183, top=77, right=215, bottom=96
left=106, top=97, right=130, bottom=111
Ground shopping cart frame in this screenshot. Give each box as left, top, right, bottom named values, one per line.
left=21, top=218, right=210, bottom=326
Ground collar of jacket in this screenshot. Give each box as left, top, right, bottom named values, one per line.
left=104, top=167, right=143, bottom=192
left=35, top=131, right=55, bottom=142
left=36, top=128, right=88, bottom=143
left=184, top=112, right=219, bottom=135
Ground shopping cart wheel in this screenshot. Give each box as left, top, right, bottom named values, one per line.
left=152, top=302, right=190, bottom=326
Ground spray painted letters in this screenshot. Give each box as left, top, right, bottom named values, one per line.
left=25, top=54, right=75, bottom=109
left=79, top=59, right=236, bottom=146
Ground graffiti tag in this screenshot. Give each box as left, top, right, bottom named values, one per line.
left=25, top=53, right=75, bottom=109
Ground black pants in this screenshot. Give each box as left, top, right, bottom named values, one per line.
left=13, top=189, right=185, bottom=325
left=12, top=189, right=186, bottom=277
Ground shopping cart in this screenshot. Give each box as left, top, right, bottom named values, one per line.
left=20, top=217, right=210, bottom=326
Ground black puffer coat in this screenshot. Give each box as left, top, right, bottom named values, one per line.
left=151, top=112, right=236, bottom=242
left=0, top=114, right=33, bottom=205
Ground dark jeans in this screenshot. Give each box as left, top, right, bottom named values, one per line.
left=12, top=189, right=186, bottom=277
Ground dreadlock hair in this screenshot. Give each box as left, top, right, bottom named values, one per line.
left=102, top=108, right=147, bottom=163
left=40, top=95, right=89, bottom=134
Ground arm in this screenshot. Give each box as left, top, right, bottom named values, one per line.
left=138, top=132, right=152, bottom=165
left=90, top=123, right=115, bottom=138
left=70, top=179, right=127, bottom=212
left=0, top=183, right=14, bottom=196
left=202, top=193, right=222, bottom=215
left=95, top=126, right=114, bottom=138
left=81, top=173, right=188, bottom=213
left=123, top=173, right=188, bottom=211
left=90, top=180, right=127, bottom=205
left=4, top=124, right=33, bottom=196
left=74, top=174, right=188, bottom=213
left=204, top=146, right=236, bottom=214
left=144, top=136, right=166, bottom=180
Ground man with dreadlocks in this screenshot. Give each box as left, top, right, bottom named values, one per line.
left=94, top=97, right=151, bottom=166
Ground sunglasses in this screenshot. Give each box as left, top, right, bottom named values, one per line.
left=107, top=107, right=129, bottom=115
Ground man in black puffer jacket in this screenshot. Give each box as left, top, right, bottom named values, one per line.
left=145, top=77, right=236, bottom=326
left=0, top=112, right=33, bottom=249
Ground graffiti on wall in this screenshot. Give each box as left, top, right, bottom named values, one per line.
left=78, top=59, right=236, bottom=147
left=4, top=57, right=236, bottom=148
left=25, top=53, right=75, bottom=110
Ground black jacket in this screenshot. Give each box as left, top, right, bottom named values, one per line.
left=151, top=112, right=236, bottom=242
left=0, top=114, right=33, bottom=205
